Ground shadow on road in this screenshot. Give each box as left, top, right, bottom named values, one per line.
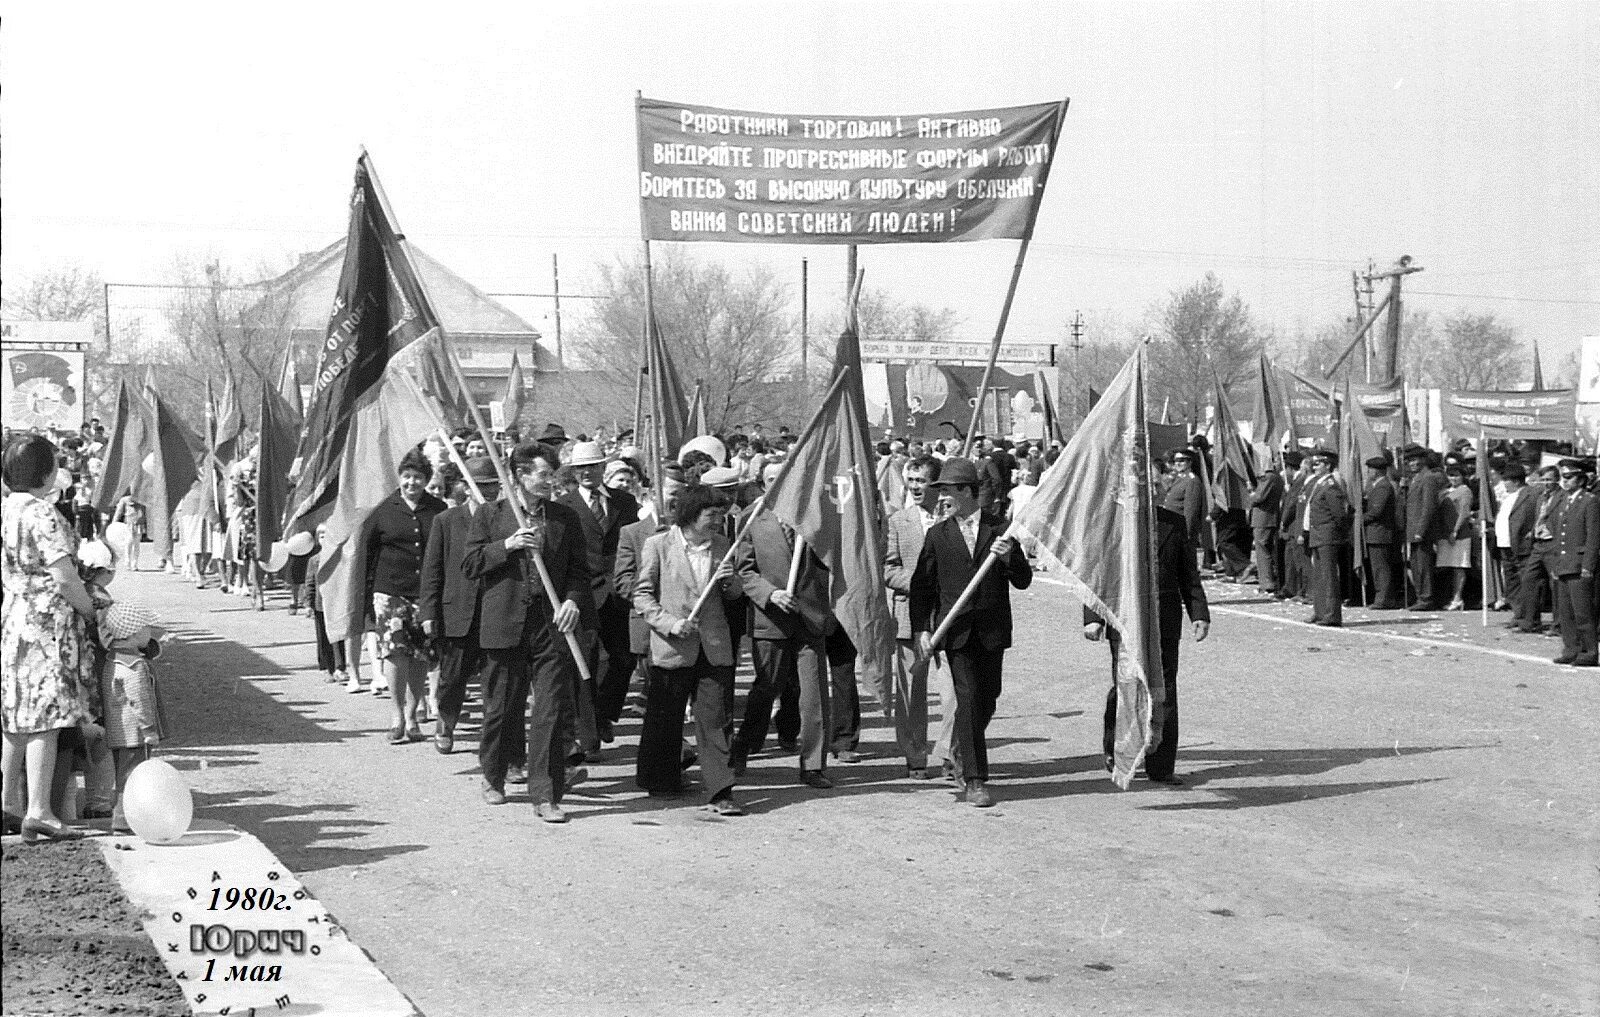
left=192, top=789, right=428, bottom=873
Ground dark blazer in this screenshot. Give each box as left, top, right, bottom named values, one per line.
left=361, top=489, right=448, bottom=602
left=735, top=506, right=835, bottom=641
left=909, top=512, right=1032, bottom=651
left=1161, top=472, right=1206, bottom=545
left=462, top=497, right=593, bottom=650
left=1280, top=471, right=1307, bottom=539
left=557, top=486, right=639, bottom=604
left=1249, top=470, right=1283, bottom=529
left=1086, top=506, right=1210, bottom=628
left=1305, top=474, right=1352, bottom=548
left=615, top=515, right=668, bottom=654
left=1363, top=475, right=1398, bottom=545
left=419, top=502, right=480, bottom=638
left=1405, top=467, right=1447, bottom=543
left=1502, top=486, right=1538, bottom=557
left=1549, top=488, right=1600, bottom=578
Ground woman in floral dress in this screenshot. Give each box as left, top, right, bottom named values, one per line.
left=2, top=434, right=100, bottom=842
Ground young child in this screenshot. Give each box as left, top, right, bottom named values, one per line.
left=97, top=600, right=168, bottom=832
left=306, top=525, right=350, bottom=686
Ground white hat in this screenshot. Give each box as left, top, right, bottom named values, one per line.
left=101, top=600, right=159, bottom=642
left=568, top=441, right=608, bottom=467
left=679, top=435, right=727, bottom=467
left=699, top=466, right=741, bottom=489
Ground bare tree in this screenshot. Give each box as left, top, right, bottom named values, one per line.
left=1433, top=310, right=1524, bottom=390
left=1147, top=273, right=1270, bottom=425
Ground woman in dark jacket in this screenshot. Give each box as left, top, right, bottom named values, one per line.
left=360, top=448, right=447, bottom=743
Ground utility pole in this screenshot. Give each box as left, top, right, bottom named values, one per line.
left=1325, top=255, right=1422, bottom=381
left=1069, top=309, right=1084, bottom=429
left=551, top=253, right=563, bottom=372
left=800, top=258, right=809, bottom=397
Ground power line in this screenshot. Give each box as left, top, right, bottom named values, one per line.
left=1407, top=289, right=1600, bottom=306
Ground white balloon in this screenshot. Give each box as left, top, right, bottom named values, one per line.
left=261, top=542, right=290, bottom=573
left=105, top=521, right=133, bottom=549
left=121, top=759, right=194, bottom=844
left=285, top=531, right=315, bottom=556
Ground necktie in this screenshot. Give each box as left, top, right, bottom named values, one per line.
left=589, top=491, right=605, bottom=522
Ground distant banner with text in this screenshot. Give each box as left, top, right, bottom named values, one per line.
left=636, top=97, right=1065, bottom=244
left=1440, top=388, right=1576, bottom=441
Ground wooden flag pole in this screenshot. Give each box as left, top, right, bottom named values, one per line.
left=785, top=535, right=806, bottom=596
left=928, top=523, right=1020, bottom=650
left=1480, top=426, right=1490, bottom=628
left=686, top=496, right=764, bottom=623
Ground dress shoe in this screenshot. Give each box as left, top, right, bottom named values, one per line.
left=647, top=784, right=689, bottom=798
left=1146, top=773, right=1185, bottom=786
left=597, top=719, right=615, bottom=744
left=21, top=817, right=86, bottom=842
left=434, top=728, right=453, bottom=754
left=965, top=781, right=995, bottom=808
left=907, top=766, right=930, bottom=780
left=535, top=802, right=568, bottom=823
left=833, top=749, right=863, bottom=764
left=776, top=738, right=799, bottom=754
left=1570, top=654, right=1598, bottom=667
left=679, top=750, right=698, bottom=771
left=505, top=764, right=528, bottom=785
left=1407, top=602, right=1438, bottom=612
left=481, top=780, right=507, bottom=806
left=583, top=749, right=605, bottom=764
left=942, top=761, right=958, bottom=783
left=801, top=771, right=834, bottom=789
left=406, top=725, right=426, bottom=743
left=729, top=744, right=749, bottom=777
left=708, top=796, right=747, bottom=817
left=387, top=726, right=408, bottom=745
left=565, top=766, right=589, bottom=790
left=1553, top=653, right=1578, bottom=665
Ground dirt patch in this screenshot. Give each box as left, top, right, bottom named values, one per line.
left=2, top=840, right=187, bottom=1016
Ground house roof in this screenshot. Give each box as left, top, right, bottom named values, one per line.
left=252, top=238, right=544, bottom=342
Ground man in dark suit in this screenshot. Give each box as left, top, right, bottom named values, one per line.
left=559, top=440, right=640, bottom=756
left=1084, top=505, right=1210, bottom=784
left=910, top=457, right=1032, bottom=808
left=1161, top=447, right=1206, bottom=551
left=1249, top=461, right=1284, bottom=594
left=1492, top=463, right=1536, bottom=622
left=1403, top=445, right=1447, bottom=610
left=419, top=456, right=494, bottom=754
left=1547, top=459, right=1599, bottom=666
left=1512, top=465, right=1557, bottom=633
left=732, top=461, right=835, bottom=787
left=1302, top=448, right=1351, bottom=626
left=463, top=442, right=592, bottom=822
left=1362, top=455, right=1403, bottom=609
left=1276, top=451, right=1307, bottom=601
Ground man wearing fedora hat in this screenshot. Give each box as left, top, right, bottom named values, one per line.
left=559, top=440, right=640, bottom=755
left=910, top=457, right=1032, bottom=808
left=1161, top=447, right=1206, bottom=551
left=1402, top=444, right=1447, bottom=610
left=1362, top=455, right=1403, bottom=609
left=1302, top=447, right=1351, bottom=626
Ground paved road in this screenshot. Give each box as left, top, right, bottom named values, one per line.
left=122, top=567, right=1597, bottom=1016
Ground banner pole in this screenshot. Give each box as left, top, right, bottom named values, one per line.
left=961, top=98, right=1070, bottom=456
left=634, top=241, right=653, bottom=459
left=1480, top=426, right=1490, bottom=627
left=785, top=535, right=806, bottom=596
left=686, top=496, right=765, bottom=623
left=928, top=523, right=1020, bottom=649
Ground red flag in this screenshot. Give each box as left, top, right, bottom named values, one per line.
left=1009, top=348, right=1162, bottom=788
left=500, top=349, right=526, bottom=430
left=686, top=378, right=709, bottom=438
left=642, top=305, right=691, bottom=464
left=761, top=295, right=896, bottom=708
left=93, top=378, right=199, bottom=566
left=283, top=152, right=462, bottom=643
left=1210, top=370, right=1258, bottom=512
left=254, top=374, right=301, bottom=565
left=277, top=348, right=304, bottom=421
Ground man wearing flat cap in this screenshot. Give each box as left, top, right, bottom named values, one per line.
left=1302, top=448, right=1351, bottom=626
left=1362, top=455, right=1403, bottom=609
left=1402, top=445, right=1447, bottom=610
left=559, top=440, right=640, bottom=753
left=1277, top=450, right=1308, bottom=601
left=1546, top=459, right=1600, bottom=666
left=910, top=458, right=1032, bottom=808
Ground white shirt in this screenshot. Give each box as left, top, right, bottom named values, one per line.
left=1495, top=487, right=1522, bottom=549
left=917, top=505, right=939, bottom=533
left=681, top=529, right=714, bottom=587
left=955, top=509, right=981, bottom=556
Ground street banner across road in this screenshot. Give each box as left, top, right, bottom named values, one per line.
left=1440, top=388, right=1576, bottom=442
left=636, top=97, right=1065, bottom=244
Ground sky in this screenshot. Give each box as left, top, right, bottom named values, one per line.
left=5, top=1, right=1597, bottom=375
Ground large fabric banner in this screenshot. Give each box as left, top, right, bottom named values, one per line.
left=1440, top=388, right=1577, bottom=441
left=636, top=97, right=1065, bottom=244
left=2, top=321, right=91, bottom=431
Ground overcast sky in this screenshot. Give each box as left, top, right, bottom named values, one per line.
left=5, top=2, right=1596, bottom=372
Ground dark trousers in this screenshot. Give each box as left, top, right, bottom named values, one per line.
left=1517, top=545, right=1555, bottom=630
left=738, top=637, right=828, bottom=772
left=947, top=644, right=1004, bottom=784
left=435, top=629, right=482, bottom=731
left=1252, top=527, right=1280, bottom=592
left=1496, top=547, right=1527, bottom=612
left=1310, top=543, right=1344, bottom=625
left=1409, top=541, right=1438, bottom=606
left=1216, top=511, right=1252, bottom=577
left=826, top=627, right=860, bottom=754
left=1103, top=592, right=1183, bottom=778
left=590, top=597, right=637, bottom=725
left=481, top=619, right=573, bottom=804
left=1554, top=573, right=1596, bottom=658
left=1367, top=542, right=1403, bottom=608
left=1281, top=536, right=1306, bottom=598
left=636, top=651, right=736, bottom=800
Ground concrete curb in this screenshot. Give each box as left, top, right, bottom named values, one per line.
left=96, top=819, right=420, bottom=1016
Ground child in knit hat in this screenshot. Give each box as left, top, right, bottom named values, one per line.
left=98, top=599, right=168, bottom=832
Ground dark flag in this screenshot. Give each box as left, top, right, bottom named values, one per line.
left=283, top=151, right=465, bottom=644
left=213, top=366, right=245, bottom=465
left=1009, top=348, right=1162, bottom=788
left=499, top=349, right=526, bottom=431
left=1034, top=367, right=1064, bottom=442
left=641, top=305, right=691, bottom=466
left=94, top=378, right=198, bottom=566
left=1338, top=379, right=1385, bottom=591
left=761, top=286, right=896, bottom=708
left=1248, top=353, right=1294, bottom=454
left=1531, top=340, right=1546, bottom=393
left=1210, top=370, right=1258, bottom=512
left=255, top=367, right=303, bottom=567
left=277, top=348, right=304, bottom=421
left=686, top=378, right=709, bottom=437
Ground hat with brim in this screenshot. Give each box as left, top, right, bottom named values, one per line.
left=465, top=456, right=500, bottom=485
left=1310, top=447, right=1339, bottom=465
left=1169, top=448, right=1195, bottom=463
left=928, top=458, right=980, bottom=487
left=604, top=460, right=635, bottom=483
left=101, top=600, right=160, bottom=642
left=568, top=441, right=608, bottom=468
left=1401, top=443, right=1430, bottom=460
left=699, top=466, right=741, bottom=489
left=679, top=435, right=728, bottom=467
left=1558, top=458, right=1594, bottom=474
left=1364, top=455, right=1390, bottom=470
left=540, top=423, right=568, bottom=444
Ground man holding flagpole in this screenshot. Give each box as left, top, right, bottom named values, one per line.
left=910, top=458, right=1032, bottom=808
